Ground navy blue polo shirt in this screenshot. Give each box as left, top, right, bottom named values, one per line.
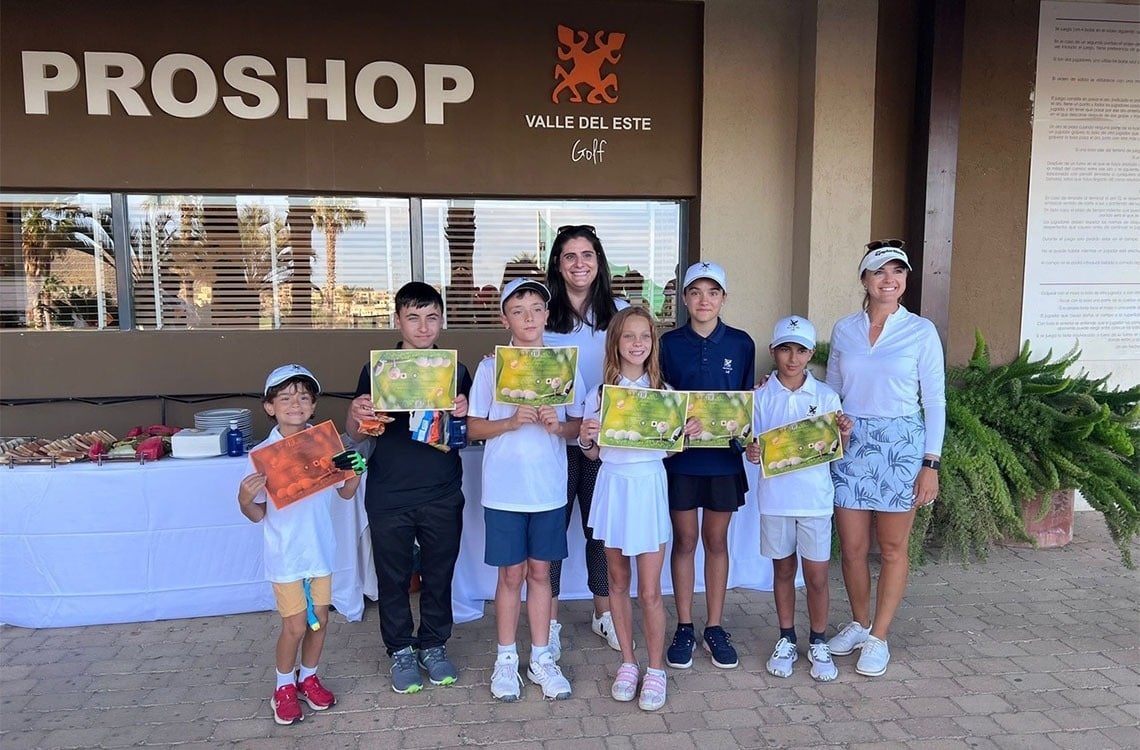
left=661, top=319, right=756, bottom=476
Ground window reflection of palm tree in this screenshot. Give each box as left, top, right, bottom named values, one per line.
left=311, top=198, right=367, bottom=319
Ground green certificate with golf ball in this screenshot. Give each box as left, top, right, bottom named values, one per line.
left=598, top=385, right=689, bottom=452
left=757, top=410, right=844, bottom=478
left=493, top=345, right=579, bottom=406
left=369, top=349, right=458, bottom=411
left=685, top=390, right=754, bottom=449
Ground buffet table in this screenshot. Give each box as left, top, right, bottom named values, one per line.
left=1, top=448, right=777, bottom=629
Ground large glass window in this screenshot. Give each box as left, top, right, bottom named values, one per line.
left=0, top=193, right=682, bottom=330
left=422, top=199, right=682, bottom=328
left=0, top=193, right=116, bottom=329
left=128, top=195, right=412, bottom=329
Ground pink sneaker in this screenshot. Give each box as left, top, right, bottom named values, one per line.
left=271, top=684, right=304, bottom=725
left=296, top=673, right=336, bottom=710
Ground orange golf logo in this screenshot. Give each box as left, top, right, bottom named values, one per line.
left=552, top=24, right=626, bottom=104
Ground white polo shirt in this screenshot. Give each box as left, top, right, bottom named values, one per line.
left=826, top=306, right=946, bottom=456
left=544, top=297, right=629, bottom=410
left=469, top=354, right=584, bottom=513
left=752, top=372, right=843, bottom=517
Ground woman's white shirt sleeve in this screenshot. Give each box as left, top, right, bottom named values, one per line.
left=827, top=307, right=945, bottom=456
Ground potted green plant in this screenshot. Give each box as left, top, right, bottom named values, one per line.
left=915, top=332, right=1139, bottom=568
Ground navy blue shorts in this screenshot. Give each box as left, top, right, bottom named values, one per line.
left=483, top=506, right=569, bottom=567
left=667, top=472, right=747, bottom=513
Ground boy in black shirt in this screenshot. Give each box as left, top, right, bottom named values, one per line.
left=345, top=282, right=472, bottom=694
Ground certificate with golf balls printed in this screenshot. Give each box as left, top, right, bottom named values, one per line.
left=684, top=390, right=754, bottom=449
left=369, top=349, right=458, bottom=411
left=493, top=345, right=578, bottom=406
left=757, top=410, right=844, bottom=478
left=598, top=385, right=689, bottom=452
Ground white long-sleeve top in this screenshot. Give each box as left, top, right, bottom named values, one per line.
left=826, top=306, right=946, bottom=456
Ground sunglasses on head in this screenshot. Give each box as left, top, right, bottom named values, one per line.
left=865, top=238, right=905, bottom=252
left=557, top=224, right=597, bottom=235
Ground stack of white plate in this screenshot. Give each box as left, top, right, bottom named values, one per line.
left=194, top=408, right=253, bottom=444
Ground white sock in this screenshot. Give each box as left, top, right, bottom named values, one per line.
left=647, top=667, right=666, bottom=679
left=497, top=642, right=517, bottom=657
left=276, top=669, right=295, bottom=689
left=531, top=645, right=551, bottom=664
left=298, top=664, right=317, bottom=682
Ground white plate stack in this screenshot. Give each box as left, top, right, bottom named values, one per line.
left=194, top=408, right=253, bottom=445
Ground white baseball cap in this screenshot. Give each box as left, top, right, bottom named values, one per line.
left=770, top=315, right=817, bottom=350
left=264, top=364, right=321, bottom=395
left=500, top=277, right=551, bottom=311
left=682, top=261, right=727, bottom=292
left=858, top=245, right=913, bottom=276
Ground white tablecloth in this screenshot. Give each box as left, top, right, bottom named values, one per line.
left=1, top=448, right=778, bottom=629
left=0, top=455, right=373, bottom=629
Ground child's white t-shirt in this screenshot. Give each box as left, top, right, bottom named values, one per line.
left=752, top=371, right=842, bottom=517
left=250, top=425, right=343, bottom=583
left=469, top=354, right=584, bottom=513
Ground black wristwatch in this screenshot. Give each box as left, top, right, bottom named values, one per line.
left=921, top=458, right=941, bottom=471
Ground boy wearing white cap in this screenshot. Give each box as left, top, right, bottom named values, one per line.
left=745, top=318, right=853, bottom=681
left=660, top=261, right=756, bottom=670
left=237, top=364, right=365, bottom=725
left=467, top=278, right=584, bottom=702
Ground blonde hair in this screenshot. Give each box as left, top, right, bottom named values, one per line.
left=601, top=307, right=666, bottom=390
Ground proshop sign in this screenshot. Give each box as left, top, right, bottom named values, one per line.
left=20, top=51, right=475, bottom=125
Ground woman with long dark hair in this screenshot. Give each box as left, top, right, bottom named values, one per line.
left=544, top=224, right=629, bottom=658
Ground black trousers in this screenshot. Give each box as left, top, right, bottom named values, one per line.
left=550, top=446, right=609, bottom=599
left=368, top=490, right=465, bottom=655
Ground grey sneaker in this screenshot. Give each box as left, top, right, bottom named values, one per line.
left=527, top=651, right=572, bottom=700
left=390, top=646, right=423, bottom=694
left=491, top=652, right=523, bottom=702
left=855, top=635, right=890, bottom=677
left=808, top=641, right=839, bottom=681
left=417, top=645, right=458, bottom=686
left=828, top=621, right=870, bottom=656
left=766, top=637, right=798, bottom=678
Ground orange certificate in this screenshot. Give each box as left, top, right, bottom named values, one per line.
left=249, top=420, right=354, bottom=510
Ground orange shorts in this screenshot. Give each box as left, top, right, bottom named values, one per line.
left=271, top=575, right=331, bottom=618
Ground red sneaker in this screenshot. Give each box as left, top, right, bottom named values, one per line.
left=271, top=684, right=304, bottom=725
left=296, top=674, right=336, bottom=710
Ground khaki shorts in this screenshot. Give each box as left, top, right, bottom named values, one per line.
left=760, top=515, right=832, bottom=562
left=272, top=575, right=331, bottom=618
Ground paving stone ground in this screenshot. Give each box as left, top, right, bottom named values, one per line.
left=2, top=512, right=1137, bottom=749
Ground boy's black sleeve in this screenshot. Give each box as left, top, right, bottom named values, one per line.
left=457, top=362, right=473, bottom=397
left=743, top=338, right=756, bottom=389
left=353, top=364, right=370, bottom=398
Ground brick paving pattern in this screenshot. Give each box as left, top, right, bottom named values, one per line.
left=2, top=512, right=1137, bottom=749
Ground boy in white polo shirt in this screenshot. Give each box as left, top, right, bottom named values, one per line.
left=746, top=316, right=853, bottom=681
left=467, top=278, right=584, bottom=702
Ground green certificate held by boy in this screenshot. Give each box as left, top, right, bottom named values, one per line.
left=369, top=348, right=458, bottom=411
left=493, top=345, right=578, bottom=406
left=757, top=410, right=844, bottom=479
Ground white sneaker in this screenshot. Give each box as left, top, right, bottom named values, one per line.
left=808, top=641, right=839, bottom=682
left=592, top=611, right=625, bottom=651
left=490, top=652, right=522, bottom=702
left=527, top=651, right=572, bottom=700
left=828, top=621, right=870, bottom=656
left=548, top=620, right=563, bottom=662
left=766, top=637, right=798, bottom=678
left=855, top=635, right=890, bottom=677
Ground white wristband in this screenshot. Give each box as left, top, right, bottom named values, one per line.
left=576, top=437, right=596, bottom=450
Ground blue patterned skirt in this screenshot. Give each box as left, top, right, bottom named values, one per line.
left=831, top=413, right=924, bottom=512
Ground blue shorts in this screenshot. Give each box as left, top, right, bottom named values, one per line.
left=484, top=506, right=569, bottom=567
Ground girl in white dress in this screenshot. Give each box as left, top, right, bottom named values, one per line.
left=577, top=307, right=699, bottom=711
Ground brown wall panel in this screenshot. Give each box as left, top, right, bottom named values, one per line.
left=0, top=0, right=701, bottom=198
left=949, top=0, right=1038, bottom=365
left=0, top=329, right=507, bottom=439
